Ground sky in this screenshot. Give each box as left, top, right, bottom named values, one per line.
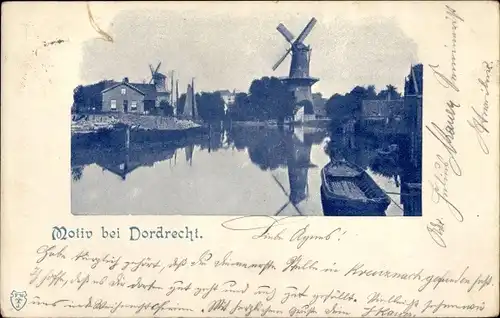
left=80, top=7, right=419, bottom=98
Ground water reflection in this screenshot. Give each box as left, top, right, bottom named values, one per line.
left=71, top=125, right=420, bottom=216
left=324, top=131, right=421, bottom=216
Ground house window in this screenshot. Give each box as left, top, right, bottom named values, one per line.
left=121, top=88, right=126, bottom=95
left=131, top=101, right=137, bottom=110
left=110, top=100, right=117, bottom=110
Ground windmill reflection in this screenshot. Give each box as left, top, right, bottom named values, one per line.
left=71, top=124, right=327, bottom=215
left=273, top=128, right=320, bottom=215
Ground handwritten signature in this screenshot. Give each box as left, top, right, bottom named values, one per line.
left=426, top=100, right=463, bottom=224
left=467, top=61, right=494, bottom=154
left=425, top=4, right=465, bottom=248
left=221, top=216, right=346, bottom=249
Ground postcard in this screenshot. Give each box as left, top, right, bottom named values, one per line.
left=1, top=1, right=499, bottom=317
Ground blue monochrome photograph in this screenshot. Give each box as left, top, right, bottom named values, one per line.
left=71, top=11, right=423, bottom=216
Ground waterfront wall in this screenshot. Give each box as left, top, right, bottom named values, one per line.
left=71, top=125, right=207, bottom=148
left=72, top=113, right=201, bottom=133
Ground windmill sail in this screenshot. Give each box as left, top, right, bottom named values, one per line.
left=183, top=84, right=193, bottom=117
left=295, top=17, right=317, bottom=44
left=277, top=23, right=295, bottom=43
left=149, top=62, right=162, bottom=84
left=192, top=78, right=197, bottom=120
left=175, top=79, right=179, bottom=115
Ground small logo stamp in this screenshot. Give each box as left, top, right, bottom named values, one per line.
left=10, top=290, right=27, bottom=311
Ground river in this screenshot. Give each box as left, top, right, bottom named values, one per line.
left=71, top=124, right=421, bottom=216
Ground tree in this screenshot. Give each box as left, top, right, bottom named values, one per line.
left=377, top=85, right=401, bottom=100
left=366, top=85, right=377, bottom=100
left=230, top=92, right=252, bottom=120
left=160, top=100, right=174, bottom=116
left=73, top=85, right=85, bottom=112
left=197, top=92, right=225, bottom=122
left=247, top=76, right=294, bottom=122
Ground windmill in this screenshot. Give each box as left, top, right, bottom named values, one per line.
left=148, top=62, right=167, bottom=92
left=272, top=18, right=319, bottom=121
left=272, top=174, right=304, bottom=216
left=149, top=62, right=161, bottom=84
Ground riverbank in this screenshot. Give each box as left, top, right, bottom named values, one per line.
left=71, top=113, right=201, bottom=134
left=231, top=118, right=330, bottom=128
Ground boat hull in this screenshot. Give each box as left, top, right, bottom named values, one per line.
left=321, top=186, right=388, bottom=216
left=320, top=161, right=391, bottom=216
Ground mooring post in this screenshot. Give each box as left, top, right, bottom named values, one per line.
left=125, top=126, right=130, bottom=150
left=208, top=123, right=212, bottom=153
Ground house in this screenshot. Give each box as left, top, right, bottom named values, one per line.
left=101, top=79, right=148, bottom=113
left=76, top=75, right=171, bottom=114
left=94, top=146, right=176, bottom=180
left=101, top=77, right=171, bottom=114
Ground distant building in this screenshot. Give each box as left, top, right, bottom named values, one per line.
left=361, top=99, right=404, bottom=124
left=217, top=90, right=236, bottom=106
left=216, top=89, right=237, bottom=114
left=404, top=64, right=423, bottom=174
left=312, top=93, right=327, bottom=118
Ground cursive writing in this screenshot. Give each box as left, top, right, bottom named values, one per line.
left=221, top=216, right=346, bottom=249
left=30, top=296, right=192, bottom=315
left=467, top=61, right=494, bottom=154
left=427, top=218, right=446, bottom=248
left=36, top=244, right=67, bottom=263
left=428, top=5, right=464, bottom=92
left=421, top=299, right=485, bottom=314
left=426, top=101, right=463, bottom=223
left=24, top=243, right=496, bottom=316
left=343, top=263, right=494, bottom=294
left=426, top=101, right=462, bottom=176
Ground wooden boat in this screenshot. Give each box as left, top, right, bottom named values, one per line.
left=320, top=160, right=390, bottom=216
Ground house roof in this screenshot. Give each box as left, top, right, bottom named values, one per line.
left=99, top=81, right=159, bottom=101
left=132, top=84, right=158, bottom=101
left=362, top=100, right=404, bottom=117
left=405, top=64, right=423, bottom=96
left=217, top=90, right=232, bottom=96
left=101, top=82, right=146, bottom=96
